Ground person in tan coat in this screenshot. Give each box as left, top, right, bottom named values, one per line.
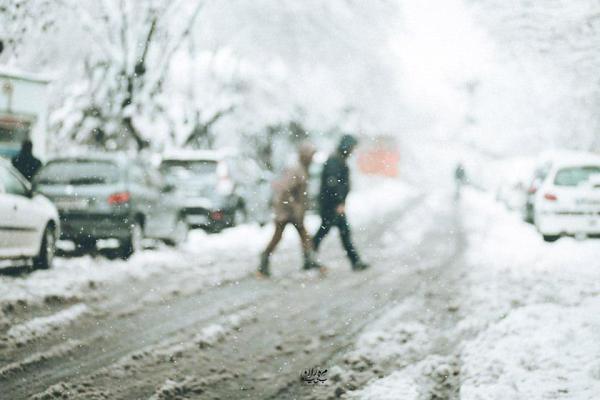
left=258, top=142, right=322, bottom=277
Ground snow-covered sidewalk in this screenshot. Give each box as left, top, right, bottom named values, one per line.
left=459, top=189, right=600, bottom=399
left=340, top=188, right=600, bottom=400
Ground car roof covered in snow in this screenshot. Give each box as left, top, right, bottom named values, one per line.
left=160, top=148, right=238, bottom=163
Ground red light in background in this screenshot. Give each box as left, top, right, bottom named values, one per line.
left=108, top=192, right=131, bottom=205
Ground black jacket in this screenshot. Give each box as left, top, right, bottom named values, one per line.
left=12, top=152, right=42, bottom=181
left=318, top=154, right=350, bottom=212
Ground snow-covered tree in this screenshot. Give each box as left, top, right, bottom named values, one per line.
left=2, top=0, right=404, bottom=152
left=49, top=0, right=209, bottom=150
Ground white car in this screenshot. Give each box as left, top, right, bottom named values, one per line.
left=0, top=159, right=59, bottom=269
left=534, top=154, right=600, bottom=242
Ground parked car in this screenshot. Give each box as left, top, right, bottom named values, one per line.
left=0, top=159, right=59, bottom=269
left=160, top=150, right=272, bottom=231
left=522, top=151, right=583, bottom=224
left=523, top=163, right=551, bottom=223
left=534, top=153, right=600, bottom=242
left=33, top=154, right=188, bottom=258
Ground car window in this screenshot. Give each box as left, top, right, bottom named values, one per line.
left=160, top=160, right=218, bottom=177
left=554, top=166, right=600, bottom=186
left=0, top=165, right=29, bottom=196
left=160, top=160, right=219, bottom=184
left=35, top=160, right=121, bottom=185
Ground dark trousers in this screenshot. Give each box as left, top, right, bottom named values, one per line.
left=313, top=211, right=360, bottom=265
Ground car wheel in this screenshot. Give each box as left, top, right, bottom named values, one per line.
left=34, top=225, right=56, bottom=269
left=543, top=234, right=560, bottom=243
left=120, top=220, right=143, bottom=259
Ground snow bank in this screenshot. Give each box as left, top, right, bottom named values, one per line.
left=461, top=299, right=600, bottom=400
left=460, top=189, right=600, bottom=329
left=344, top=187, right=600, bottom=399
left=458, top=188, right=600, bottom=399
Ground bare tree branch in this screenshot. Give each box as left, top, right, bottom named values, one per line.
left=182, top=105, right=236, bottom=148
left=145, top=0, right=207, bottom=95
left=138, top=15, right=158, bottom=70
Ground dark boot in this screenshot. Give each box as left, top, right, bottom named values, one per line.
left=351, top=260, right=370, bottom=271
left=303, top=250, right=324, bottom=271
left=257, top=253, right=270, bottom=277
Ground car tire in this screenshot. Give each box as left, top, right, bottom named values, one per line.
left=34, top=225, right=56, bottom=270
left=542, top=234, right=560, bottom=243
left=120, top=220, right=144, bottom=259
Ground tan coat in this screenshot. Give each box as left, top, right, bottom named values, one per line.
left=272, top=163, right=310, bottom=223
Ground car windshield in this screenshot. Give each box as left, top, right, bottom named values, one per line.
left=35, top=160, right=121, bottom=185
left=554, top=166, right=600, bottom=187
left=160, top=160, right=218, bottom=181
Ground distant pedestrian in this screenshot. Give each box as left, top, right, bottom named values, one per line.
left=454, top=162, right=466, bottom=199
left=313, top=134, right=369, bottom=271
left=258, top=142, right=322, bottom=277
left=11, top=139, right=42, bottom=181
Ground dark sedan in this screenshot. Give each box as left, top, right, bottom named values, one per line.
left=34, top=154, right=188, bottom=258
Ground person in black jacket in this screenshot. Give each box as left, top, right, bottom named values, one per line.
left=11, top=139, right=42, bottom=181
left=313, top=134, right=369, bottom=271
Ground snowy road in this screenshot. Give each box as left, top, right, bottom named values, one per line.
left=0, top=182, right=469, bottom=399
left=2, top=183, right=599, bottom=399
